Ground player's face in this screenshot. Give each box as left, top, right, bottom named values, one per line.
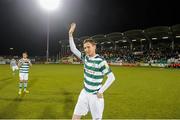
left=84, top=42, right=96, bottom=57
left=22, top=53, right=28, bottom=59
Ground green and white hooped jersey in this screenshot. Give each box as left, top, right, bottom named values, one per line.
left=18, top=59, right=31, bottom=73
left=81, top=53, right=112, bottom=94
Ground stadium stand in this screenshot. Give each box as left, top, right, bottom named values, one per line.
left=1, top=25, right=179, bottom=68
left=59, top=25, right=180, bottom=68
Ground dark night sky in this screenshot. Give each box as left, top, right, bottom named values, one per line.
left=0, top=0, right=179, bottom=56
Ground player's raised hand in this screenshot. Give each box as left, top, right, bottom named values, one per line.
left=69, top=23, right=76, bottom=35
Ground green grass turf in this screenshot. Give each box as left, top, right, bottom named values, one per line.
left=0, top=64, right=180, bottom=119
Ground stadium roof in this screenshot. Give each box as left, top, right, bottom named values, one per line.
left=106, top=32, right=124, bottom=42
left=90, top=34, right=108, bottom=43
left=124, top=29, right=145, bottom=42
left=144, top=26, right=171, bottom=39
left=60, top=24, right=180, bottom=46
left=172, top=24, right=180, bottom=37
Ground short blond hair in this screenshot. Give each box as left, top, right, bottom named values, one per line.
left=83, top=39, right=96, bottom=46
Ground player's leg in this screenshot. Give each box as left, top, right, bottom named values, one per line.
left=12, top=66, right=15, bottom=75
left=15, top=66, right=18, bottom=73
left=18, top=80, right=23, bottom=95
left=23, top=74, right=29, bottom=93
left=19, top=73, right=23, bottom=95
left=89, top=94, right=104, bottom=120
left=23, top=80, right=29, bottom=93
left=72, top=89, right=89, bottom=120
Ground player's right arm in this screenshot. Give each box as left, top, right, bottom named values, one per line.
left=69, top=23, right=81, bottom=59
left=28, top=59, right=32, bottom=67
left=18, top=59, right=23, bottom=67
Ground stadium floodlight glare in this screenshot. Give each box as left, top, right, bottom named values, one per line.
left=39, top=0, right=60, bottom=11
left=39, top=0, right=60, bottom=62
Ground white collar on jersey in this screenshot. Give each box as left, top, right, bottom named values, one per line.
left=88, top=54, right=99, bottom=59
left=22, top=58, right=28, bottom=60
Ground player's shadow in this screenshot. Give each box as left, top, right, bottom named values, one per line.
left=0, top=77, right=37, bottom=119
left=38, top=105, right=57, bottom=119
left=37, top=90, right=75, bottom=119
left=28, top=77, right=39, bottom=89
left=62, top=90, right=75, bottom=118
left=0, top=77, right=12, bottom=82
left=0, top=77, right=14, bottom=91
left=0, top=95, right=25, bottom=119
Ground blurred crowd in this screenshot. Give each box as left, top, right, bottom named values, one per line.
left=69, top=48, right=180, bottom=64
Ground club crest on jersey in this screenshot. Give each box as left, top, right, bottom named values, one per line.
left=92, top=63, right=95, bottom=67
left=85, top=68, right=95, bottom=74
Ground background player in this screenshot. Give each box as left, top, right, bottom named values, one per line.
left=10, top=58, right=18, bottom=75
left=18, top=52, right=32, bottom=95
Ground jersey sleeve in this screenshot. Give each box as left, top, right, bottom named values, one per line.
left=18, top=59, right=24, bottom=66
left=69, top=36, right=81, bottom=59
left=99, top=60, right=112, bottom=75
left=81, top=52, right=86, bottom=63
left=28, top=59, right=32, bottom=65
left=18, top=59, right=22, bottom=64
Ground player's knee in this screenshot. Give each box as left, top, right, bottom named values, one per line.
left=23, top=80, right=27, bottom=83
left=72, top=114, right=81, bottom=120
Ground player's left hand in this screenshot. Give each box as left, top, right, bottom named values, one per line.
left=69, top=23, right=76, bottom=35
left=97, top=92, right=103, bottom=98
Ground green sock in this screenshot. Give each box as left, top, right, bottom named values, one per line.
left=24, top=83, right=27, bottom=90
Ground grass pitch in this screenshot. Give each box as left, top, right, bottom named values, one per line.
left=0, top=64, right=180, bottom=119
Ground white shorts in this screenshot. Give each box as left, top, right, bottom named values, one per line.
left=19, top=73, right=29, bottom=81
left=12, top=66, right=18, bottom=71
left=73, top=89, right=104, bottom=119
